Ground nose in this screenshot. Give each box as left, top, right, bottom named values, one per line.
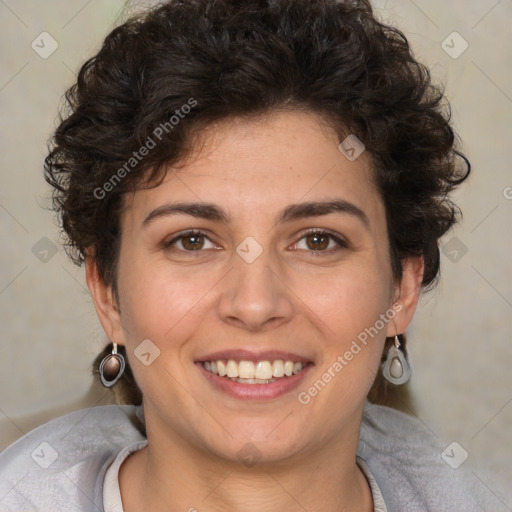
left=217, top=253, right=294, bottom=333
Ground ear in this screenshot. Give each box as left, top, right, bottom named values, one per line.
left=386, top=256, right=424, bottom=337
left=85, top=251, right=126, bottom=346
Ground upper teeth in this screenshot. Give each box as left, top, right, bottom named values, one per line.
left=203, top=359, right=304, bottom=379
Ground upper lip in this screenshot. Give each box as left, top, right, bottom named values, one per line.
left=196, top=349, right=313, bottom=364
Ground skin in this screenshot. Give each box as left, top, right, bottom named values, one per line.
left=87, top=110, right=423, bottom=511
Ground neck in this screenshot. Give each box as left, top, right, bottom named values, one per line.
left=119, top=413, right=373, bottom=512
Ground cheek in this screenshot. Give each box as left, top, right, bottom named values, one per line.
left=117, top=254, right=215, bottom=344
left=115, top=254, right=220, bottom=403
left=300, top=255, right=393, bottom=375
left=291, top=261, right=393, bottom=431
left=115, top=244, right=234, bottom=399
left=304, top=257, right=392, bottom=330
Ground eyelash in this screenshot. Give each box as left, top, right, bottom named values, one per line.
left=164, top=228, right=348, bottom=254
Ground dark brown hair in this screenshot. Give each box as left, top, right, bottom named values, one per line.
left=45, top=0, right=469, bottom=407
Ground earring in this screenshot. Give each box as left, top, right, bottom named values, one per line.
left=382, top=335, right=411, bottom=385
left=99, top=342, right=126, bottom=387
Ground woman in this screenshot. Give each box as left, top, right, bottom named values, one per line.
left=0, top=0, right=500, bottom=510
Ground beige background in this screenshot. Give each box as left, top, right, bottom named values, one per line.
left=0, top=0, right=511, bottom=507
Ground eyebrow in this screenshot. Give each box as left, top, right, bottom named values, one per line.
left=142, top=199, right=370, bottom=229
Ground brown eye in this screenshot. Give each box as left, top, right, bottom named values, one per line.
left=165, top=230, right=216, bottom=252
left=305, top=233, right=330, bottom=250
left=293, top=230, right=347, bottom=253
left=181, top=233, right=205, bottom=250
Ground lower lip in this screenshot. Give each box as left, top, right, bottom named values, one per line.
left=196, top=363, right=313, bottom=401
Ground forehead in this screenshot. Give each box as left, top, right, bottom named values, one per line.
left=122, top=110, right=384, bottom=228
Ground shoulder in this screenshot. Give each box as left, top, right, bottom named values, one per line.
left=0, top=405, right=145, bottom=512
left=358, top=402, right=506, bottom=512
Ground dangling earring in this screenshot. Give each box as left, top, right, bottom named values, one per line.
left=382, top=335, right=411, bottom=385
left=99, top=342, right=126, bottom=387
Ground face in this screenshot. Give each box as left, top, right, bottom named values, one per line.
left=90, top=110, right=421, bottom=465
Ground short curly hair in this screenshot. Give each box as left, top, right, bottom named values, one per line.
left=45, top=0, right=469, bottom=406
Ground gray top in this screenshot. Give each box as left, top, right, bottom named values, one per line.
left=0, top=402, right=505, bottom=511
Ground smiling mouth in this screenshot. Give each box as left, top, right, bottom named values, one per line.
left=201, top=359, right=311, bottom=384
